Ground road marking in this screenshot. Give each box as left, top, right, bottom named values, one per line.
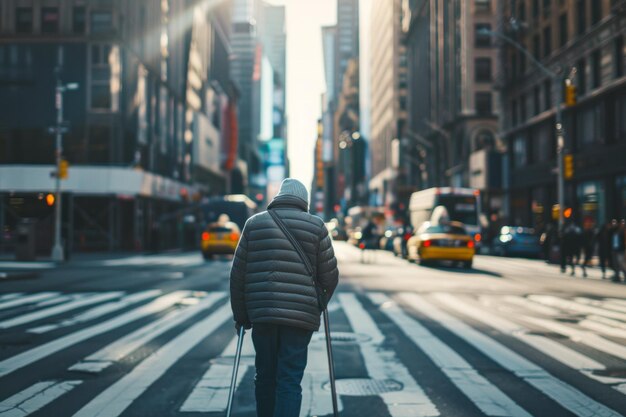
left=0, top=292, right=124, bottom=329
left=0, top=293, right=22, bottom=302
left=70, top=292, right=225, bottom=373
left=0, top=380, right=82, bottom=417
left=28, top=290, right=161, bottom=334
left=0, top=291, right=190, bottom=378
left=300, top=316, right=344, bottom=417
left=574, top=297, right=626, bottom=314
left=500, top=296, right=562, bottom=316
left=435, top=294, right=605, bottom=371
left=0, top=262, right=54, bottom=269
left=338, top=293, right=439, bottom=417
left=370, top=293, right=532, bottom=417
left=529, top=295, right=626, bottom=322
left=0, top=293, right=60, bottom=311
left=180, top=328, right=254, bottom=413
left=522, top=315, right=626, bottom=361
left=72, top=303, right=232, bottom=417
left=399, top=293, right=623, bottom=417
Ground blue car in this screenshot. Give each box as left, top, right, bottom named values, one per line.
left=492, top=226, right=542, bottom=258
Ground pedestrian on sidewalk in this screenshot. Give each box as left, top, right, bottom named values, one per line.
left=560, top=221, right=582, bottom=276
left=596, top=221, right=613, bottom=279
left=581, top=220, right=596, bottom=278
left=611, top=219, right=626, bottom=282
left=229, top=178, right=339, bottom=417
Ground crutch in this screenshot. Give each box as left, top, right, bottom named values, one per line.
left=323, top=309, right=339, bottom=417
left=225, top=326, right=245, bottom=417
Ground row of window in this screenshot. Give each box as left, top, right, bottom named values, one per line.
left=11, top=6, right=112, bottom=35
left=510, top=37, right=625, bottom=127
left=511, top=90, right=626, bottom=169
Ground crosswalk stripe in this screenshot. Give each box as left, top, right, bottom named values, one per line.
left=72, top=303, right=232, bottom=417
left=0, top=293, right=22, bottom=302
left=370, top=292, right=532, bottom=417
left=69, top=292, right=225, bottom=374
left=0, top=292, right=124, bottom=329
left=574, top=297, right=626, bottom=314
left=28, top=290, right=162, bottom=334
left=522, top=315, right=626, bottom=361
left=300, top=316, right=344, bottom=417
left=0, top=291, right=190, bottom=378
left=500, top=296, right=561, bottom=316
left=338, top=293, right=439, bottom=417
left=0, top=380, right=82, bottom=417
left=529, top=295, right=626, bottom=322
left=435, top=294, right=605, bottom=371
left=399, top=293, right=623, bottom=417
left=180, top=329, right=254, bottom=413
left=0, top=293, right=60, bottom=311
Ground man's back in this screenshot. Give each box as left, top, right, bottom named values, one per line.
left=230, top=183, right=339, bottom=332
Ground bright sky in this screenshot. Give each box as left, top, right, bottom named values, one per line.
left=267, top=0, right=337, bottom=191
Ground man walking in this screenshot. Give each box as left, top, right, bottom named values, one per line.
left=230, top=178, right=339, bottom=417
left=611, top=219, right=626, bottom=282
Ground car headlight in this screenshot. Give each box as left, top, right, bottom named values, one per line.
left=499, top=234, right=513, bottom=243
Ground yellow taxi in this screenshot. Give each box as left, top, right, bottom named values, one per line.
left=406, top=221, right=475, bottom=268
left=200, top=221, right=241, bottom=260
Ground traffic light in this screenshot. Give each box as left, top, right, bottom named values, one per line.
left=45, top=193, right=55, bottom=206
left=59, top=159, right=69, bottom=180
left=564, top=83, right=577, bottom=107
left=564, top=154, right=574, bottom=180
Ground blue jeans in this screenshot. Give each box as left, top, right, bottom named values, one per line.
left=251, top=323, right=313, bottom=417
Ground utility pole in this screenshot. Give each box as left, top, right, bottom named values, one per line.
left=480, top=28, right=569, bottom=229
left=50, top=69, right=78, bottom=262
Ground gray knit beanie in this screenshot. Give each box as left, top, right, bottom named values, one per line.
left=275, top=178, right=309, bottom=205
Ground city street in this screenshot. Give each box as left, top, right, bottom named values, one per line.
left=1, top=243, right=626, bottom=416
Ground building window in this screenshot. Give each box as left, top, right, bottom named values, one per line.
left=534, top=85, right=541, bottom=115
left=543, top=27, right=551, bottom=58
left=577, top=103, right=605, bottom=148
left=512, top=99, right=519, bottom=126
left=15, top=7, right=33, bottom=34
left=577, top=58, right=586, bottom=95
left=533, top=0, right=540, bottom=19
left=88, top=126, right=111, bottom=163
left=475, top=24, right=492, bottom=48
left=533, top=34, right=540, bottom=60
left=41, top=7, right=59, bottom=33
left=513, top=135, right=528, bottom=168
left=475, top=58, right=492, bottom=82
left=544, top=80, right=552, bottom=111
left=577, top=0, right=586, bottom=35
left=615, top=36, right=624, bottom=78
left=543, top=0, right=551, bottom=17
left=475, top=92, right=493, bottom=115
left=73, top=7, right=86, bottom=34
left=591, top=0, right=602, bottom=25
left=520, top=93, right=528, bottom=121
left=559, top=13, right=568, bottom=47
left=90, top=44, right=112, bottom=110
left=476, top=0, right=490, bottom=11
left=617, top=93, right=626, bottom=141
left=591, top=49, right=601, bottom=89
left=91, top=11, right=113, bottom=34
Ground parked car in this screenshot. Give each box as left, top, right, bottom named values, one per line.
left=406, top=221, right=475, bottom=268
left=492, top=226, right=541, bottom=258
left=200, top=219, right=241, bottom=260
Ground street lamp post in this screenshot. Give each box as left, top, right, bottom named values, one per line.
left=480, top=28, right=568, bottom=229
left=50, top=70, right=79, bottom=262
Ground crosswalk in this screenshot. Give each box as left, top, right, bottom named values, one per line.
left=1, top=289, right=626, bottom=416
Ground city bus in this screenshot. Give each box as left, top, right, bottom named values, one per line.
left=408, top=187, right=482, bottom=243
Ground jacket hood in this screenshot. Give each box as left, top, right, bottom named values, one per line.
left=269, top=178, right=309, bottom=209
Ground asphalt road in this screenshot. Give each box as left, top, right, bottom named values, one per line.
left=1, top=242, right=626, bottom=417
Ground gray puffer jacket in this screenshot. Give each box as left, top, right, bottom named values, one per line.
left=229, top=195, right=339, bottom=331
